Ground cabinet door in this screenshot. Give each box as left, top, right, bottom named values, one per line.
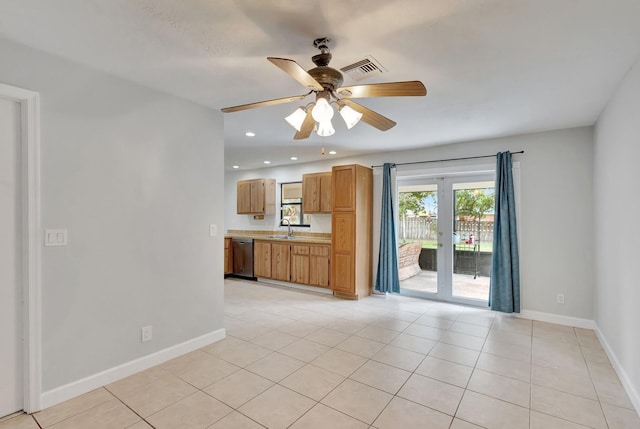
left=332, top=165, right=355, bottom=211
left=237, top=181, right=252, bottom=214
left=331, top=213, right=355, bottom=293
left=291, top=245, right=310, bottom=284
left=224, top=238, right=232, bottom=274
left=271, top=243, right=291, bottom=281
left=250, top=179, right=265, bottom=213
left=254, top=241, right=271, bottom=278
left=302, top=175, right=320, bottom=213
left=319, top=173, right=332, bottom=213
left=309, top=245, right=330, bottom=288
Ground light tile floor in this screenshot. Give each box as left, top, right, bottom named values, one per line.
left=2, top=278, right=639, bottom=429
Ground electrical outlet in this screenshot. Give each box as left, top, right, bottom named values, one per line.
left=557, top=294, right=565, bottom=304
left=209, top=224, right=217, bottom=237
left=141, top=325, right=153, bottom=342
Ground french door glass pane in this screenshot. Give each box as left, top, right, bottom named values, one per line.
left=452, top=180, right=495, bottom=301
left=398, top=183, right=438, bottom=295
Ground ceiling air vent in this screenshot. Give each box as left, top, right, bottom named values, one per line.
left=339, top=56, right=387, bottom=81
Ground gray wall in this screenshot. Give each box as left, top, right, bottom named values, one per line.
left=594, top=59, right=640, bottom=406
left=225, top=126, right=594, bottom=320
left=0, top=38, right=225, bottom=391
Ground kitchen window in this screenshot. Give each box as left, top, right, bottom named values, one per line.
left=281, top=182, right=311, bottom=227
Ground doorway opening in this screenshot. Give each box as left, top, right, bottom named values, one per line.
left=397, top=174, right=495, bottom=307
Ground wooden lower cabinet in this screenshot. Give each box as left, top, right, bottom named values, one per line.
left=271, top=243, right=291, bottom=281
left=309, top=245, right=330, bottom=288
left=291, top=244, right=330, bottom=288
left=254, top=240, right=330, bottom=288
left=291, top=245, right=310, bottom=284
left=224, top=238, right=232, bottom=275
left=254, top=241, right=272, bottom=278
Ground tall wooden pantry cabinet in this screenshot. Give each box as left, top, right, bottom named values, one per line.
left=331, top=164, right=373, bottom=300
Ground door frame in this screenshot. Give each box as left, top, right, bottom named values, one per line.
left=0, top=83, right=42, bottom=413
left=395, top=161, right=521, bottom=306
left=396, top=164, right=496, bottom=306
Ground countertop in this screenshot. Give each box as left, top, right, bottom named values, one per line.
left=225, top=230, right=331, bottom=245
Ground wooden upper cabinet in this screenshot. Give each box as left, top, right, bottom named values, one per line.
left=302, top=172, right=332, bottom=214
left=237, top=181, right=252, bottom=214
left=332, top=165, right=356, bottom=212
left=237, top=178, right=275, bottom=214
left=250, top=180, right=265, bottom=213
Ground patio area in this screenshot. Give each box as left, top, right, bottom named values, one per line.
left=400, top=270, right=490, bottom=301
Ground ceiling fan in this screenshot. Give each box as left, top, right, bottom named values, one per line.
left=221, top=37, right=427, bottom=140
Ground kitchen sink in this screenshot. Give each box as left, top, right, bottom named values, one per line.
left=266, top=235, right=299, bottom=240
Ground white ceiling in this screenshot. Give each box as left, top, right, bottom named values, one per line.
left=1, top=0, right=639, bottom=170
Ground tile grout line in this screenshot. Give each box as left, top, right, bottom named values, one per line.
left=576, top=326, right=612, bottom=429
left=103, top=385, right=159, bottom=429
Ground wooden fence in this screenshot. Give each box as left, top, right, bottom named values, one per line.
left=399, top=217, right=494, bottom=243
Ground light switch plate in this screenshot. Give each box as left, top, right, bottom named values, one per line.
left=45, top=229, right=68, bottom=246
left=209, top=224, right=217, bottom=237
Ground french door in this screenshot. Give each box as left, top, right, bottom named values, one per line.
left=398, top=173, right=495, bottom=307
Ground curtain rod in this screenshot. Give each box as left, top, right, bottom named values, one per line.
left=371, top=150, right=524, bottom=168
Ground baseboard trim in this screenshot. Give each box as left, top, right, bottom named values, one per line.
left=594, top=326, right=640, bottom=416
left=40, top=328, right=225, bottom=410
left=516, top=309, right=595, bottom=329
left=256, top=278, right=333, bottom=295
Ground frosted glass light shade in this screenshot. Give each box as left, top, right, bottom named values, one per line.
left=339, top=105, right=363, bottom=129
left=312, top=97, right=334, bottom=122
left=316, top=120, right=335, bottom=137
left=285, top=107, right=307, bottom=131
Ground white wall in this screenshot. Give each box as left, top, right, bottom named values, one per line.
left=594, top=59, right=640, bottom=410
left=0, top=39, right=225, bottom=393
left=225, top=127, right=594, bottom=320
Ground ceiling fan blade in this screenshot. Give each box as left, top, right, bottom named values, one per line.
left=221, top=93, right=308, bottom=113
left=293, top=108, right=316, bottom=140
left=336, top=81, right=427, bottom=98
left=268, top=57, right=324, bottom=91
left=339, top=99, right=396, bottom=131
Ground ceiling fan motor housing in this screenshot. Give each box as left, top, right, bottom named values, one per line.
left=308, top=66, right=344, bottom=92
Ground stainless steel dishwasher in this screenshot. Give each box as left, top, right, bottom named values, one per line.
left=231, top=238, right=254, bottom=279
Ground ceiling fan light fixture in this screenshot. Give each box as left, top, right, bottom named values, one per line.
left=285, top=107, right=307, bottom=131
left=312, top=97, right=334, bottom=122
left=316, top=119, right=335, bottom=137
left=339, top=104, right=363, bottom=129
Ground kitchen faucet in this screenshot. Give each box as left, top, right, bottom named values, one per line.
left=281, top=218, right=293, bottom=237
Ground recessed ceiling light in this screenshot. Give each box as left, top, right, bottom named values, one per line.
left=290, top=157, right=298, bottom=161
left=329, top=150, right=337, bottom=155
left=245, top=131, right=255, bottom=137
left=264, top=160, right=271, bottom=164
left=232, top=165, right=239, bottom=169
